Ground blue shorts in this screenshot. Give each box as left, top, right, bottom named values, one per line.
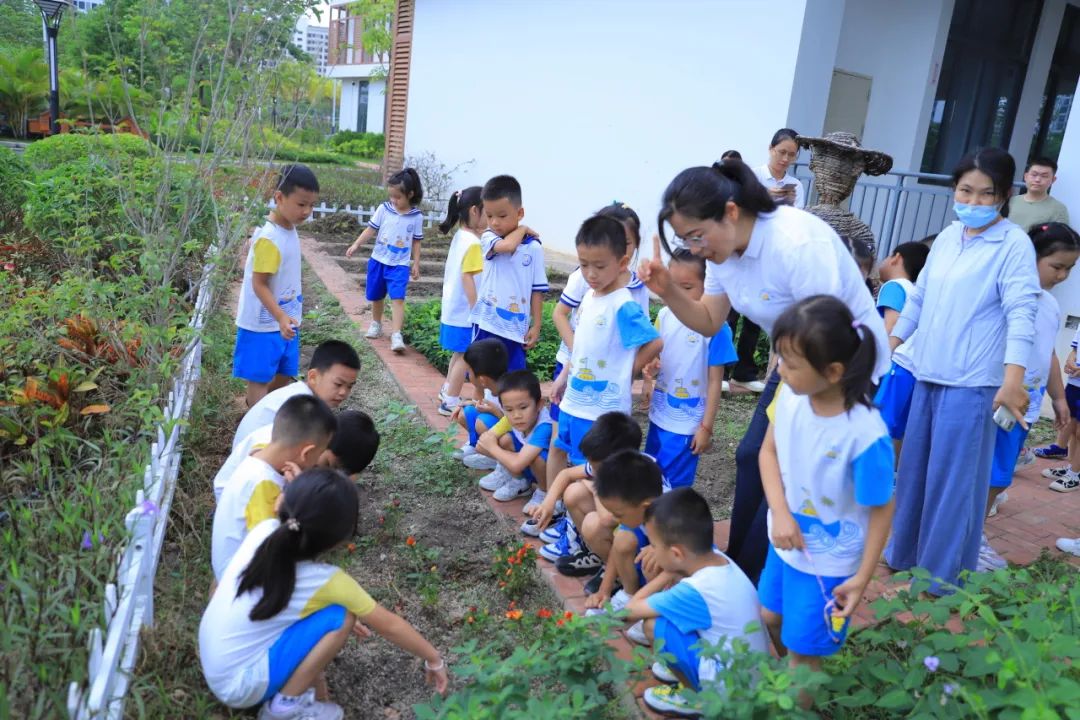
left=619, top=523, right=649, bottom=587
left=874, top=362, right=916, bottom=440
left=758, top=545, right=850, bottom=657
left=644, top=422, right=699, bottom=489
left=549, top=362, right=564, bottom=422
left=510, top=432, right=545, bottom=484
left=262, top=605, right=347, bottom=701
left=233, top=327, right=300, bottom=384
left=653, top=616, right=704, bottom=690
left=439, top=323, right=472, bottom=353
left=991, top=423, right=1030, bottom=489
left=462, top=404, right=499, bottom=447
left=366, top=259, right=409, bottom=301
left=554, top=409, right=595, bottom=467
left=1067, top=384, right=1080, bottom=421
left=471, top=325, right=527, bottom=372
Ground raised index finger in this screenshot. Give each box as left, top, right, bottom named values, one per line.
left=651, top=233, right=662, bottom=262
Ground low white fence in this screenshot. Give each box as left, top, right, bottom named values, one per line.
left=66, top=257, right=217, bottom=720
left=308, top=201, right=444, bottom=230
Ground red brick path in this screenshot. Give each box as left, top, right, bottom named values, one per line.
left=301, top=235, right=1080, bottom=715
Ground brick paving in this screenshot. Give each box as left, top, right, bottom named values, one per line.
left=301, top=234, right=1080, bottom=716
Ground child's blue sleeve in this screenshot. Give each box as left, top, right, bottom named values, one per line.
left=647, top=582, right=711, bottom=635
left=876, top=281, right=907, bottom=316
left=528, top=421, right=553, bottom=449
left=852, top=435, right=895, bottom=506
left=707, top=324, right=739, bottom=366
left=617, top=302, right=660, bottom=350
left=368, top=203, right=386, bottom=230
left=480, top=230, right=500, bottom=259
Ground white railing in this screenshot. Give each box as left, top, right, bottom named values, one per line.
left=307, top=201, right=444, bottom=229
left=66, top=255, right=218, bottom=720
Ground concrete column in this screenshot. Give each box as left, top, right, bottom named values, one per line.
left=785, top=0, right=846, bottom=137
left=1009, top=0, right=1066, bottom=170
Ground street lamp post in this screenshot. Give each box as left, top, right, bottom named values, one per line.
left=34, top=1, right=72, bottom=136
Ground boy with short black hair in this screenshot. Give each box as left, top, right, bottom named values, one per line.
left=452, top=338, right=510, bottom=474
left=584, top=450, right=664, bottom=614
left=215, top=409, right=380, bottom=502
left=468, top=175, right=548, bottom=372
left=234, top=163, right=320, bottom=407
left=1009, top=157, right=1070, bottom=231
left=475, top=369, right=553, bottom=503
left=212, top=394, right=337, bottom=578
left=233, top=339, right=360, bottom=449
left=627, top=488, right=767, bottom=717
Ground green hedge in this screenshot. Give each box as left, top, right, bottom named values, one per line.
left=22, top=132, right=157, bottom=172
left=328, top=130, right=384, bottom=160
left=403, top=299, right=561, bottom=379
left=0, top=147, right=29, bottom=228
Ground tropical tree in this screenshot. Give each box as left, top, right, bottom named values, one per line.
left=0, top=48, right=48, bottom=138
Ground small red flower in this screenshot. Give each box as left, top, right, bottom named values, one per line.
left=392, top=498, right=401, bottom=507
left=346, top=543, right=356, bottom=553
left=498, top=581, right=507, bottom=588
left=556, top=619, right=566, bottom=627
left=469, top=605, right=478, bottom=613
left=537, top=608, right=553, bottom=619
left=508, top=601, right=517, bottom=610
left=505, top=609, right=523, bottom=620
left=406, top=536, right=416, bottom=546
left=378, top=515, right=385, bottom=524
left=563, top=611, right=574, bottom=619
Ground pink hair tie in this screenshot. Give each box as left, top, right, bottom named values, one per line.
left=852, top=321, right=862, bottom=330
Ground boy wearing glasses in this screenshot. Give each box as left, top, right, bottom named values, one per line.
left=1009, top=157, right=1070, bottom=232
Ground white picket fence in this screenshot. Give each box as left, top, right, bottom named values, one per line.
left=66, top=257, right=218, bottom=720
left=307, top=201, right=444, bottom=229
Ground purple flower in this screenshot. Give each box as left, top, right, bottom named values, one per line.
left=81, top=531, right=93, bottom=550
left=944, top=683, right=956, bottom=696
left=924, top=656, right=940, bottom=672
left=140, top=499, right=159, bottom=516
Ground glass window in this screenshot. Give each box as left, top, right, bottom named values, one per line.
left=356, top=81, right=369, bottom=133
left=921, top=0, right=1043, bottom=174
left=1029, top=4, right=1080, bottom=163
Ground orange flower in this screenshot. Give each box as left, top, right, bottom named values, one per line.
left=507, top=556, right=518, bottom=565
left=466, top=616, right=475, bottom=624
left=346, top=543, right=356, bottom=553
left=498, top=581, right=507, bottom=588
left=563, top=611, right=574, bottom=619
left=505, top=568, right=513, bottom=576
left=505, top=609, right=523, bottom=620
left=537, top=608, right=553, bottom=619
left=508, top=600, right=517, bottom=609
left=406, top=536, right=416, bottom=546
left=556, top=619, right=565, bottom=627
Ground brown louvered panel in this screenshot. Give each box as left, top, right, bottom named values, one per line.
left=383, top=0, right=415, bottom=179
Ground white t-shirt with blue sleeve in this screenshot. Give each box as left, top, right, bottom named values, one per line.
left=556, top=270, right=650, bottom=366
left=877, top=278, right=917, bottom=373
left=767, top=384, right=894, bottom=578
left=469, top=231, right=549, bottom=344
left=369, top=202, right=424, bottom=267
left=650, top=308, right=738, bottom=435
left=646, top=553, right=768, bottom=686
left=560, top=287, right=659, bottom=421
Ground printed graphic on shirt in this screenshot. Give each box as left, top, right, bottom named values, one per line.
left=369, top=202, right=424, bottom=267
left=470, top=232, right=548, bottom=343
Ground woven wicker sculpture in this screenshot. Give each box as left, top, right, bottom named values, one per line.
left=797, top=132, right=893, bottom=252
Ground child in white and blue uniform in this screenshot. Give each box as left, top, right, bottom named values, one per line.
left=346, top=168, right=425, bottom=353
left=646, top=249, right=736, bottom=488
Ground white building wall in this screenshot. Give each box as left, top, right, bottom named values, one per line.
left=785, top=0, right=846, bottom=139
left=1047, top=76, right=1080, bottom=364
left=331, top=69, right=387, bottom=134
left=833, top=0, right=953, bottom=172
left=406, top=0, right=810, bottom=258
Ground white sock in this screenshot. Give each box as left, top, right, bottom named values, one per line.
left=440, top=382, right=449, bottom=394
left=443, top=395, right=460, bottom=405
left=270, top=693, right=301, bottom=713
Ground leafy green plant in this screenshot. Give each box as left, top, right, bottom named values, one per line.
left=22, top=131, right=157, bottom=172
left=313, top=165, right=387, bottom=209
left=493, top=542, right=539, bottom=600
left=404, top=535, right=442, bottom=607
left=328, top=130, right=384, bottom=159
left=0, top=146, right=29, bottom=228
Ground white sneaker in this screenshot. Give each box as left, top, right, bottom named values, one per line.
left=464, top=453, right=498, bottom=470
left=625, top=619, right=649, bottom=646
left=391, top=332, right=406, bottom=353
left=722, top=380, right=730, bottom=393
left=1056, top=537, right=1080, bottom=557
left=452, top=443, right=475, bottom=461
left=522, top=488, right=547, bottom=514
left=586, top=588, right=632, bottom=617
left=988, top=491, right=1008, bottom=517
left=1042, top=465, right=1069, bottom=479
left=520, top=517, right=543, bottom=537
left=651, top=661, right=679, bottom=684
left=258, top=689, right=343, bottom=720
left=478, top=464, right=511, bottom=491
left=439, top=384, right=449, bottom=402
left=1016, top=447, right=1035, bottom=467
left=643, top=684, right=702, bottom=717
left=493, top=475, right=533, bottom=501
left=977, top=534, right=1007, bottom=572
left=365, top=321, right=382, bottom=339
left=733, top=379, right=766, bottom=393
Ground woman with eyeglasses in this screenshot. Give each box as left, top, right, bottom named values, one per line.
left=639, top=160, right=889, bottom=584
left=755, top=128, right=805, bottom=209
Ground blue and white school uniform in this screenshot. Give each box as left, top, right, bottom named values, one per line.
left=200, top=519, right=376, bottom=708
left=874, top=278, right=920, bottom=439
left=552, top=269, right=650, bottom=420
left=469, top=230, right=549, bottom=371
left=886, top=219, right=1040, bottom=594
left=365, top=202, right=424, bottom=302
left=556, top=287, right=658, bottom=466
left=1065, top=324, right=1080, bottom=419
left=759, top=385, right=894, bottom=656
left=646, top=553, right=767, bottom=690
left=491, top=406, right=553, bottom=483
left=439, top=228, right=484, bottom=352
left=991, top=291, right=1062, bottom=488
left=646, top=308, right=737, bottom=488
left=211, top=456, right=286, bottom=579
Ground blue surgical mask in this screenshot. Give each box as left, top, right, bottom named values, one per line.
left=954, top=202, right=1001, bottom=229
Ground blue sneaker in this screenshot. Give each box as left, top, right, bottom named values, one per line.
left=539, top=516, right=568, bottom=544
left=539, top=520, right=579, bottom=562
left=1035, top=443, right=1069, bottom=459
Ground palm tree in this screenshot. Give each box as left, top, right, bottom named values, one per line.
left=0, top=48, right=47, bottom=138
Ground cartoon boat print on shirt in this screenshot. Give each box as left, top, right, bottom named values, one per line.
left=570, top=360, right=609, bottom=393
left=793, top=499, right=863, bottom=559
left=665, top=379, right=703, bottom=410
left=385, top=238, right=410, bottom=255
left=495, top=297, right=528, bottom=323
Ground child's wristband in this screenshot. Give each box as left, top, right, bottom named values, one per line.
left=424, top=658, right=445, bottom=672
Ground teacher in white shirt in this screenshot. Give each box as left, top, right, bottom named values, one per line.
left=754, top=128, right=805, bottom=209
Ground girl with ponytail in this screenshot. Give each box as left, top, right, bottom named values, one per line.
left=437, top=186, right=486, bottom=415
left=200, top=469, right=448, bottom=718
left=758, top=295, right=894, bottom=696
left=639, top=159, right=889, bottom=584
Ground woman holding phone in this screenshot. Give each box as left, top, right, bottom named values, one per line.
left=639, top=160, right=889, bottom=584
left=754, top=128, right=805, bottom=209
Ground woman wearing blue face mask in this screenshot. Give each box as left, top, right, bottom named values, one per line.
left=885, top=147, right=1040, bottom=595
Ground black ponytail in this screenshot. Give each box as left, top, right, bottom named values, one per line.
left=595, top=201, right=642, bottom=252
left=389, top=167, right=424, bottom=207
left=238, top=468, right=359, bottom=621
left=771, top=295, right=877, bottom=410
left=1029, top=221, right=1080, bottom=259
left=438, top=185, right=483, bottom=234
left=657, top=161, right=777, bottom=256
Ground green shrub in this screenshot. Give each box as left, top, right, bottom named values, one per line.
left=22, top=132, right=157, bottom=172
left=248, top=126, right=351, bottom=166
left=403, top=299, right=561, bottom=379
left=0, top=147, right=29, bottom=228
left=316, top=165, right=387, bottom=209
left=329, top=131, right=385, bottom=159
